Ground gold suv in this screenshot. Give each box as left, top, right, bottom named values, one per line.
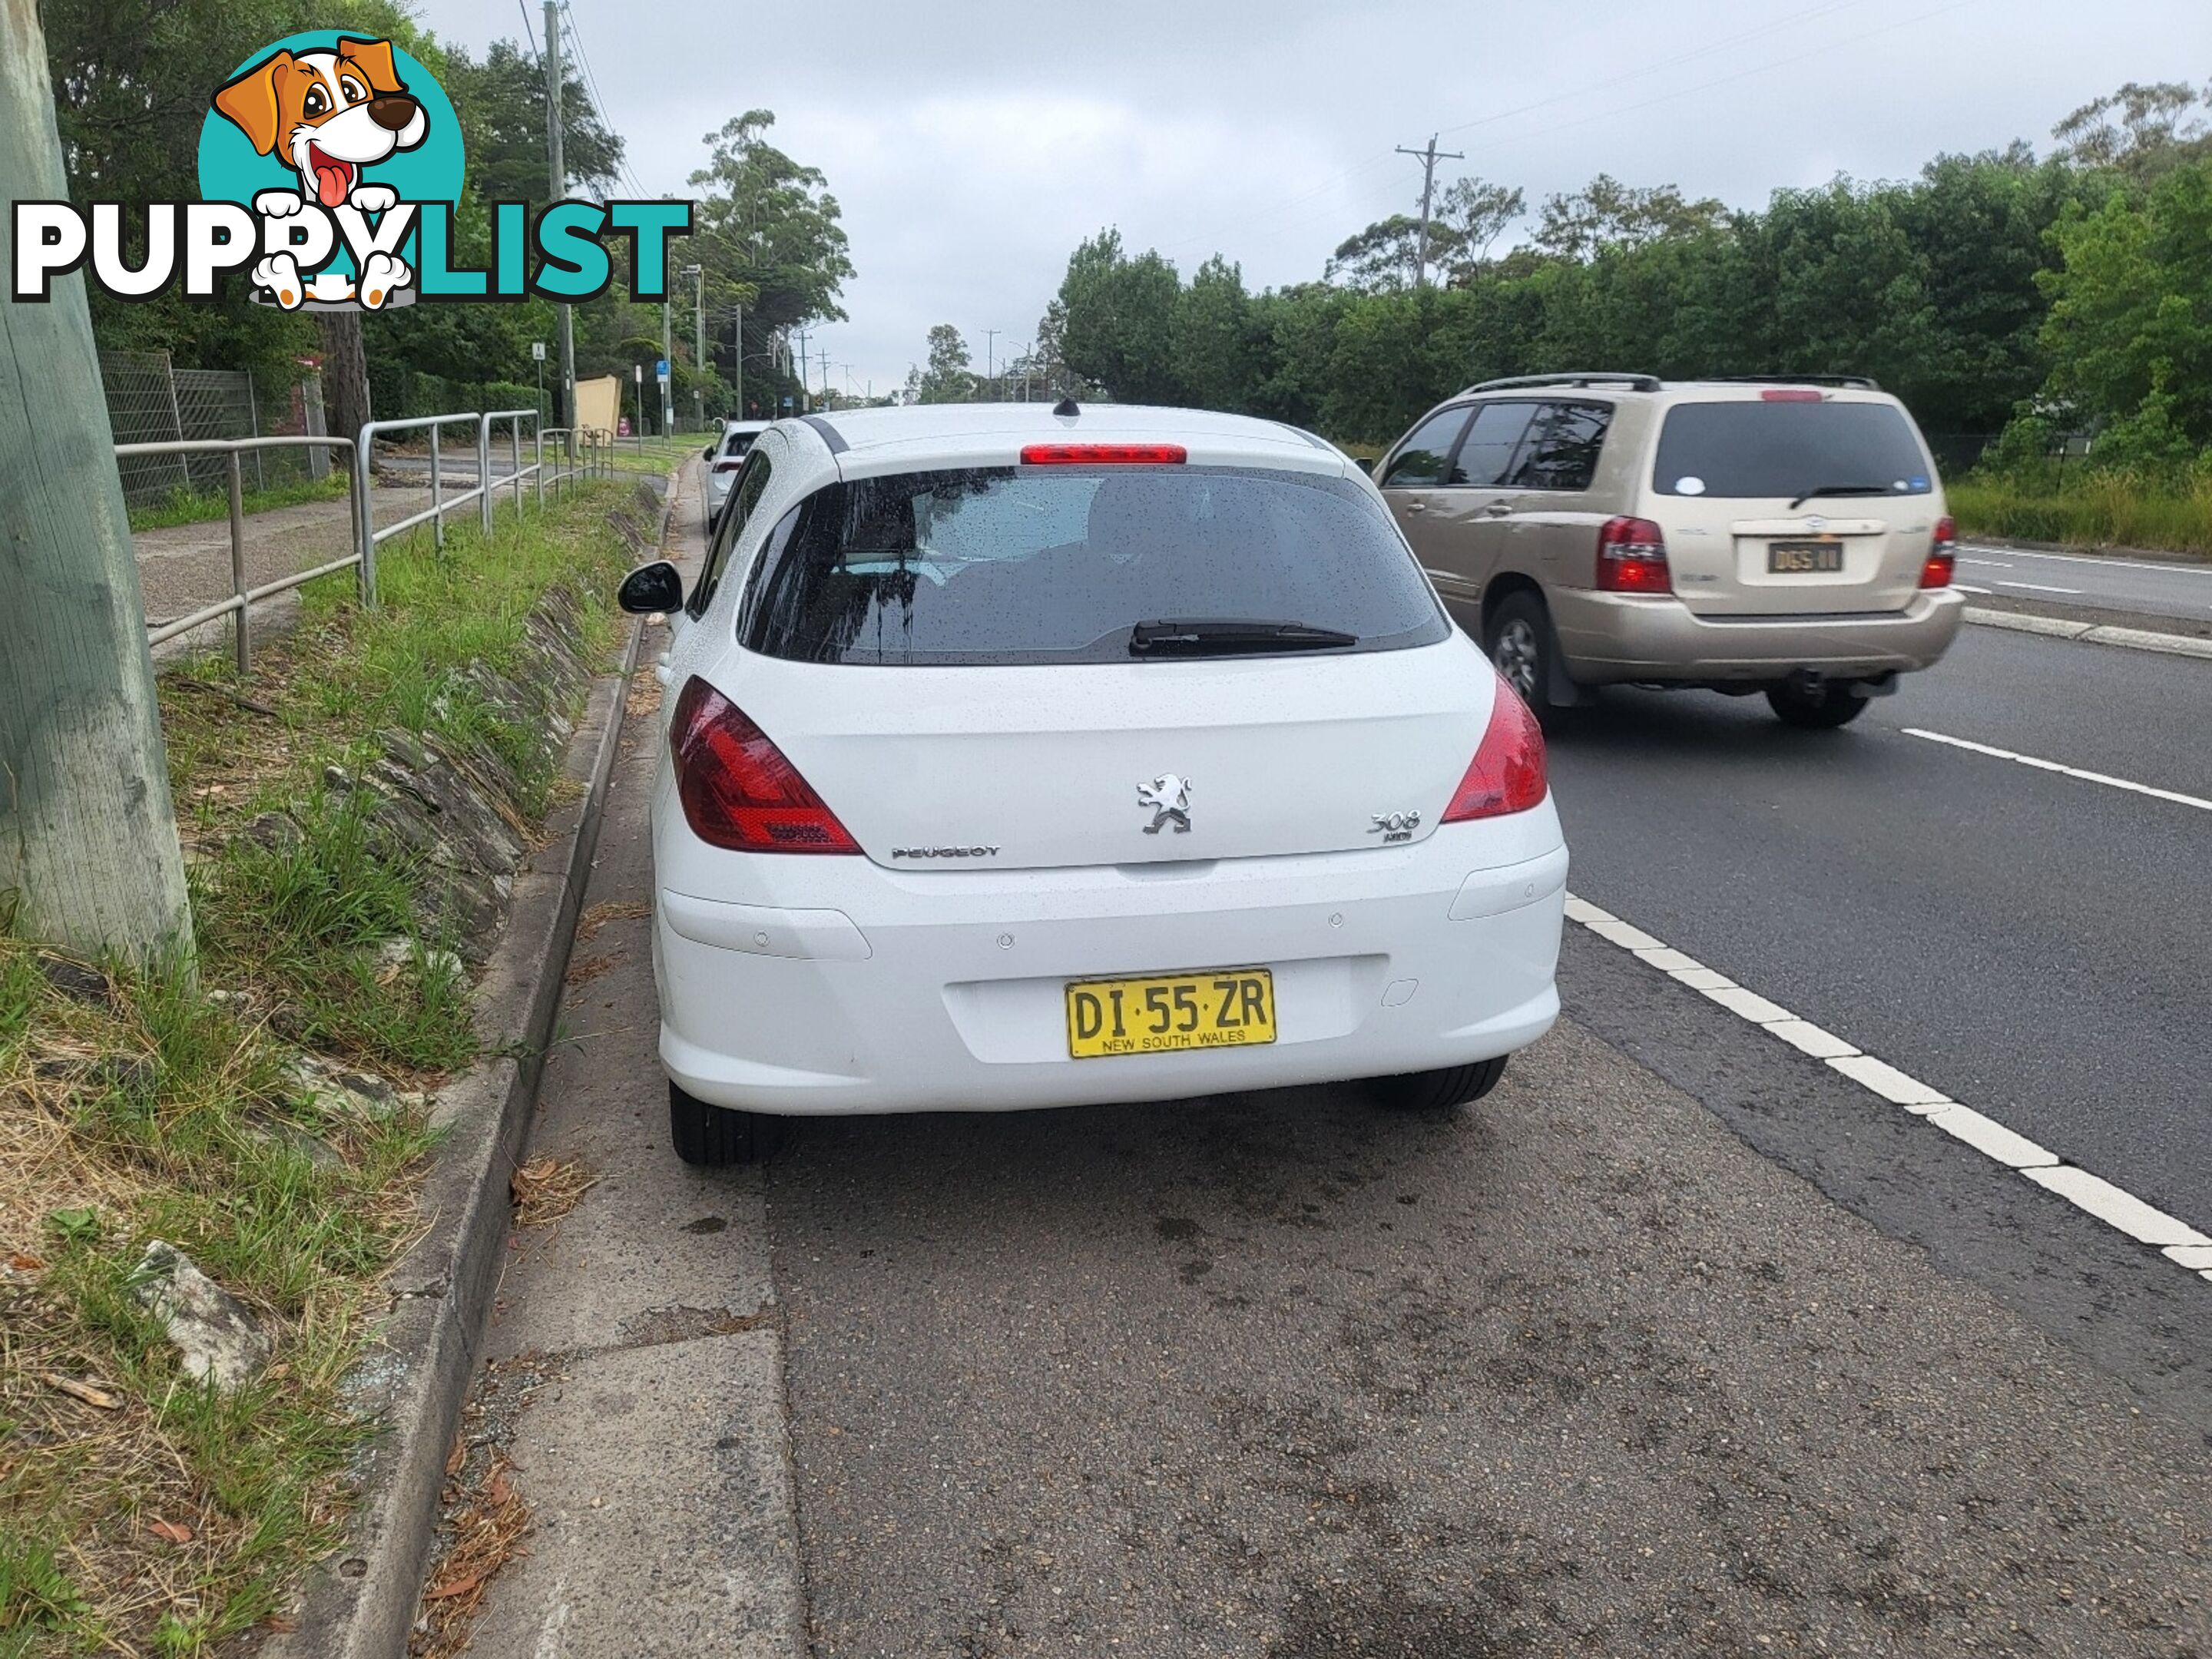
left=1372, top=374, right=1964, bottom=727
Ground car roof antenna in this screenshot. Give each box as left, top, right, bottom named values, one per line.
left=1052, top=395, right=1081, bottom=418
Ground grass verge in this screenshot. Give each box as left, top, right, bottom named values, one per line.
left=126, top=475, right=353, bottom=535
left=1949, top=473, right=2212, bottom=561
left=0, top=483, right=637, bottom=1654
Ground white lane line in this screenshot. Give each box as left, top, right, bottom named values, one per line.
left=1958, top=557, right=2013, bottom=568
left=1960, top=542, right=2212, bottom=579
left=1997, top=580, right=2083, bottom=594
left=1563, top=892, right=2212, bottom=1284
left=1953, top=583, right=1995, bottom=595
left=1902, top=728, right=2212, bottom=814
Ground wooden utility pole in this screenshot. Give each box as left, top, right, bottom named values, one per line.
left=0, top=0, right=193, bottom=960
left=1396, top=134, right=1465, bottom=290
left=545, top=1, right=576, bottom=429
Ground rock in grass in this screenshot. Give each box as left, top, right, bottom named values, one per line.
left=241, top=811, right=303, bottom=853
left=134, top=1241, right=270, bottom=1392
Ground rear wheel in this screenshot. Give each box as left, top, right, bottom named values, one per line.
left=668, top=1081, right=781, bottom=1166
left=1484, top=592, right=1552, bottom=708
left=1370, top=1055, right=1509, bottom=1112
left=1766, top=678, right=1869, bottom=729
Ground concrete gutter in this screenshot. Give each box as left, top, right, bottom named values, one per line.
left=1963, top=605, right=2212, bottom=662
left=269, top=480, right=677, bottom=1659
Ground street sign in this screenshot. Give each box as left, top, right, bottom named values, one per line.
left=656, top=359, right=669, bottom=378
left=531, top=341, right=545, bottom=361
left=633, top=364, right=642, bottom=382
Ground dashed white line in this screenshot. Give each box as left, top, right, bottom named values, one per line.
left=1997, top=580, right=2082, bottom=594
left=1563, top=891, right=2210, bottom=1286
left=1959, top=542, right=2212, bottom=579
left=1953, top=583, right=1995, bottom=595
left=1903, top=728, right=2212, bottom=813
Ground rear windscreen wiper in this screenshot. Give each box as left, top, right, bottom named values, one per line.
left=1128, top=618, right=1360, bottom=657
left=1787, top=482, right=1890, bottom=510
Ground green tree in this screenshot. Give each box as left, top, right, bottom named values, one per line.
left=911, top=324, right=974, bottom=403
left=442, top=38, right=625, bottom=207
left=1055, top=230, right=1183, bottom=403
left=1168, top=256, right=1255, bottom=412
left=1327, top=177, right=1525, bottom=290
left=1532, top=174, right=1728, bottom=262
left=2050, top=79, right=2212, bottom=179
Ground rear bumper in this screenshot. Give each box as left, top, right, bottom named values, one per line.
left=651, top=816, right=1568, bottom=1117
left=1551, top=588, right=1963, bottom=684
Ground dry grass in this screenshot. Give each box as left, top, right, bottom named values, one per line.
left=622, top=667, right=663, bottom=720
left=507, top=1157, right=596, bottom=1231
left=409, top=1449, right=529, bottom=1656
left=574, top=902, right=648, bottom=945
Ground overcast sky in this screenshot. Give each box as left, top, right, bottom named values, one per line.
left=426, top=0, right=2207, bottom=396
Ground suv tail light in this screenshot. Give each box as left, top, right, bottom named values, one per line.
left=1442, top=677, right=1548, bottom=821
left=1021, top=442, right=1187, bottom=465
left=669, top=678, right=859, bottom=853
left=1921, top=515, right=1957, bottom=589
left=712, top=457, right=745, bottom=473
left=1596, top=516, right=1671, bottom=594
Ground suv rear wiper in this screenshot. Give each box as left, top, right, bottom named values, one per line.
left=1128, top=618, right=1360, bottom=657
left=1787, top=482, right=1890, bottom=510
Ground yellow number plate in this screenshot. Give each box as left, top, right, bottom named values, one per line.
left=1065, top=969, right=1277, bottom=1059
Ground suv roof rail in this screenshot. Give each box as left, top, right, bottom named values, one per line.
left=1707, top=374, right=1883, bottom=391
left=1462, top=372, right=1663, bottom=396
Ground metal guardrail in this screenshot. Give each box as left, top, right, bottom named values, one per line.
left=121, top=407, right=618, bottom=678
left=117, top=435, right=358, bottom=676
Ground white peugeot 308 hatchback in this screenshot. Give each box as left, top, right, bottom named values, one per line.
left=618, top=403, right=1568, bottom=1164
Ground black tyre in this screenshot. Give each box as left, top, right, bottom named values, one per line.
left=1483, top=591, right=1554, bottom=708
left=668, top=1080, right=780, bottom=1166
left=1766, top=679, right=1869, bottom=729
left=1370, top=1055, right=1509, bottom=1112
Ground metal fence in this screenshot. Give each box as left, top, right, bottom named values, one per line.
left=101, top=350, right=326, bottom=507
left=124, top=409, right=604, bottom=679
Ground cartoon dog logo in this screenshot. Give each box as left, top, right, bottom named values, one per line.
left=211, top=37, right=425, bottom=310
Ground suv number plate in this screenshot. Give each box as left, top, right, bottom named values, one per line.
left=1769, top=538, right=1846, bottom=574
left=1065, top=969, right=1277, bottom=1059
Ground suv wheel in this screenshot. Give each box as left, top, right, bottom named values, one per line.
left=1371, top=1055, right=1509, bottom=1112
left=668, top=1081, right=782, bottom=1166
left=1766, top=678, right=1869, bottom=729
left=1484, top=591, right=1555, bottom=709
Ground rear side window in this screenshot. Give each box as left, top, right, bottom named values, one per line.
left=1653, top=400, right=1933, bottom=498
left=720, top=431, right=757, bottom=459
left=1380, top=407, right=1471, bottom=487
left=738, top=466, right=1449, bottom=667
left=1503, top=401, right=1612, bottom=491
left=1449, top=402, right=1536, bottom=487
left=689, top=450, right=773, bottom=618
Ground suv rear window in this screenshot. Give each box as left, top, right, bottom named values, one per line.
left=737, top=466, right=1448, bottom=667
left=720, top=431, right=757, bottom=459
left=1652, top=400, right=1932, bottom=498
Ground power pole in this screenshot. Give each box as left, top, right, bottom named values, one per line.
left=545, top=2, right=575, bottom=429
left=660, top=297, right=674, bottom=435
left=0, top=0, right=192, bottom=961
left=692, top=265, right=706, bottom=416
left=1395, top=134, right=1465, bottom=290
left=732, top=303, right=743, bottom=417
left=983, top=328, right=999, bottom=400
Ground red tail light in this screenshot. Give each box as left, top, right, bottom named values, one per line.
left=1020, top=442, right=1188, bottom=465
left=1596, top=516, right=1671, bottom=594
left=1921, top=515, right=1956, bottom=589
left=712, top=458, right=745, bottom=472
left=1760, top=388, right=1825, bottom=402
left=1443, top=677, right=1548, bottom=822
left=669, top=678, right=859, bottom=854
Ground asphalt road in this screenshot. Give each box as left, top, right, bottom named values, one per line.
left=1541, top=624, right=2212, bottom=1236
left=1956, top=540, right=2212, bottom=621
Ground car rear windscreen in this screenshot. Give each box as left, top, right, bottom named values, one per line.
left=1652, top=400, right=1934, bottom=498
left=720, top=433, right=757, bottom=458
left=737, top=465, right=1449, bottom=666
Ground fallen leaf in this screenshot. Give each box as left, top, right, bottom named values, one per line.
left=9, top=1253, right=45, bottom=1272
left=485, top=1469, right=513, bottom=1505
left=149, top=1518, right=194, bottom=1545
left=422, top=1569, right=487, bottom=1602
left=263, top=1614, right=300, bottom=1634
left=445, top=1439, right=466, bottom=1478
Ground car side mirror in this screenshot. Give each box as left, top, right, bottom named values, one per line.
left=702, top=444, right=716, bottom=460
left=1353, top=456, right=1376, bottom=476
left=618, top=560, right=684, bottom=615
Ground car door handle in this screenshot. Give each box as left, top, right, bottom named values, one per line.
left=1405, top=501, right=1427, bottom=514
left=1481, top=501, right=1514, bottom=518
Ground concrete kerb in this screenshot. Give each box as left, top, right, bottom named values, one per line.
left=269, top=481, right=675, bottom=1658
left=1963, top=605, right=2212, bottom=661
